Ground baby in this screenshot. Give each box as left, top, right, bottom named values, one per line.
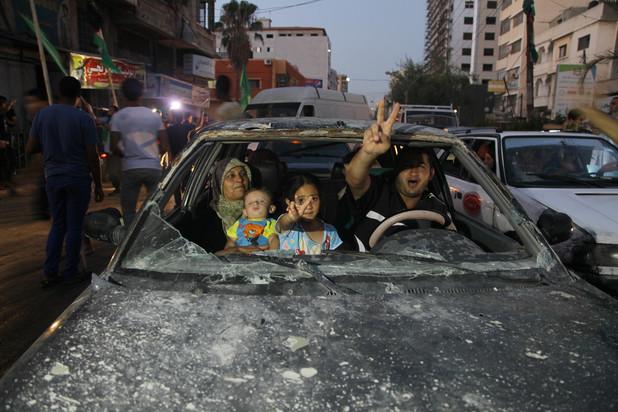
left=225, top=188, right=280, bottom=250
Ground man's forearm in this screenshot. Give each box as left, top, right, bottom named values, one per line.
left=345, top=151, right=376, bottom=198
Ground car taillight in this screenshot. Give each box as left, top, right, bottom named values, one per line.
left=100, top=153, right=108, bottom=159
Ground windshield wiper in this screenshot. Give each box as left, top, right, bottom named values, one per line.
left=244, top=255, right=359, bottom=295
left=527, top=173, right=603, bottom=188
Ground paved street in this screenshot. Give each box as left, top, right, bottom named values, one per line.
left=0, top=167, right=145, bottom=378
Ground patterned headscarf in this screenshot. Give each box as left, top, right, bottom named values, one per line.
left=210, top=158, right=252, bottom=231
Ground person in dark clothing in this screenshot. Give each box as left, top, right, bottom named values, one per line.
left=0, top=96, right=17, bottom=188
left=25, top=88, right=51, bottom=218
left=345, top=100, right=455, bottom=251
left=26, top=76, right=104, bottom=287
left=166, top=110, right=196, bottom=205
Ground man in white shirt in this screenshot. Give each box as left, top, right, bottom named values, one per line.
left=111, top=78, right=169, bottom=226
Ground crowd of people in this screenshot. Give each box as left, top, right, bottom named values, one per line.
left=18, top=76, right=211, bottom=288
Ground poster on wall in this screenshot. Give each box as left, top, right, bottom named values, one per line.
left=69, top=53, right=145, bottom=89
left=553, top=64, right=596, bottom=117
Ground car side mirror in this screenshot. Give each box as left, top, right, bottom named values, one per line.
left=84, top=207, right=127, bottom=246
left=537, top=209, right=573, bottom=245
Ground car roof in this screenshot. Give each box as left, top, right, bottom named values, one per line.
left=196, top=118, right=460, bottom=145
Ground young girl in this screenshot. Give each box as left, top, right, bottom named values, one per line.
left=276, top=173, right=342, bottom=254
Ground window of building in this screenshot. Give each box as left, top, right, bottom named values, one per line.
left=465, top=1, right=474, bottom=8
left=249, top=79, right=260, bottom=89
left=463, top=32, right=473, bottom=40
left=511, top=39, right=522, bottom=54
left=559, top=44, right=567, bottom=58
left=279, top=33, right=286, bottom=37
left=499, top=43, right=508, bottom=59
left=485, top=32, right=495, bottom=41
left=501, top=19, right=510, bottom=34
left=464, top=17, right=473, bottom=24
left=486, top=16, right=496, bottom=25
left=266, top=34, right=273, bottom=38
left=463, top=48, right=472, bottom=56
left=488, top=1, right=497, bottom=8
left=578, top=34, right=590, bottom=50
left=256, top=47, right=262, bottom=53
left=296, top=33, right=304, bottom=36
left=503, top=0, right=512, bottom=8
left=484, top=48, right=494, bottom=56
left=461, top=63, right=471, bottom=72
left=513, top=12, right=523, bottom=27
left=267, top=47, right=272, bottom=52
left=483, top=64, right=493, bottom=71
left=311, top=33, right=318, bottom=36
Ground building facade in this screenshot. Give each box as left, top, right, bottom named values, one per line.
left=533, top=2, right=618, bottom=115
left=217, top=18, right=333, bottom=90
left=425, top=0, right=500, bottom=84
left=494, top=0, right=598, bottom=118
left=214, top=57, right=305, bottom=104
left=0, top=0, right=217, bottom=131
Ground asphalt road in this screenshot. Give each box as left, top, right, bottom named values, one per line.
left=0, top=168, right=145, bottom=378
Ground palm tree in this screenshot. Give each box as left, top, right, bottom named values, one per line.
left=215, top=1, right=263, bottom=100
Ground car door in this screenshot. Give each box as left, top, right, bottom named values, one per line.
left=439, top=137, right=513, bottom=233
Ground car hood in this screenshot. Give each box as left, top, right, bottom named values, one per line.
left=1, top=280, right=617, bottom=411
left=511, top=187, right=618, bottom=243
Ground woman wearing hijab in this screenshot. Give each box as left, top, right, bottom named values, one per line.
left=197, top=157, right=269, bottom=254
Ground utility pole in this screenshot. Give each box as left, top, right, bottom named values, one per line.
left=524, top=0, right=536, bottom=118
left=29, top=0, right=53, bottom=105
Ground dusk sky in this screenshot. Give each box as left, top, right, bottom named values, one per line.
left=215, top=0, right=427, bottom=106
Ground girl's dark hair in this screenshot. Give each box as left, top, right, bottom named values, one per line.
left=283, top=172, right=322, bottom=202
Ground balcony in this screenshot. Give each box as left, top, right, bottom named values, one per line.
left=112, top=0, right=215, bottom=56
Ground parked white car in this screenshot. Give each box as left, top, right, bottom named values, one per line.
left=439, top=129, right=618, bottom=295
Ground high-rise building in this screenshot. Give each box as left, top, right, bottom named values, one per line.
left=425, top=0, right=500, bottom=84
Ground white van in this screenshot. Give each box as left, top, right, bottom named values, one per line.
left=245, top=87, right=371, bottom=120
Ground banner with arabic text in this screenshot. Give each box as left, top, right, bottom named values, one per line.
left=69, top=53, right=145, bottom=89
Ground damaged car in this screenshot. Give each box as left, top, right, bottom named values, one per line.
left=439, top=130, right=618, bottom=295
left=0, top=118, right=616, bottom=410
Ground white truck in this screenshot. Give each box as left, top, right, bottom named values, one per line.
left=399, top=104, right=459, bottom=130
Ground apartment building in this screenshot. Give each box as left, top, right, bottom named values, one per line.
left=217, top=18, right=336, bottom=90
left=533, top=2, right=618, bottom=115
left=425, top=0, right=500, bottom=84
left=495, top=0, right=596, bottom=118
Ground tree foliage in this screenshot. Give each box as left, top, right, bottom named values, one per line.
left=387, top=55, right=471, bottom=110
left=215, top=1, right=263, bottom=99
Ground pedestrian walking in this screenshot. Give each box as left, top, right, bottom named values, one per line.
left=110, top=78, right=169, bottom=226
left=26, top=76, right=104, bottom=287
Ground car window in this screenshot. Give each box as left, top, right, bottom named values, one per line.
left=405, top=113, right=458, bottom=128
left=503, top=136, right=618, bottom=187
left=470, top=139, right=497, bottom=173
left=244, top=103, right=301, bottom=118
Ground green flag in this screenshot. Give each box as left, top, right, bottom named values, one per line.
left=240, top=66, right=251, bottom=111
left=19, top=12, right=68, bottom=76
left=93, top=29, right=120, bottom=74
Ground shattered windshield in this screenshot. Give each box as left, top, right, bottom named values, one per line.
left=104, top=132, right=572, bottom=293
left=118, top=203, right=556, bottom=289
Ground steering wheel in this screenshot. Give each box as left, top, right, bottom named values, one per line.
left=369, top=210, right=451, bottom=248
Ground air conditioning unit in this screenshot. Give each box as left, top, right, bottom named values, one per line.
left=264, top=58, right=272, bottom=65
